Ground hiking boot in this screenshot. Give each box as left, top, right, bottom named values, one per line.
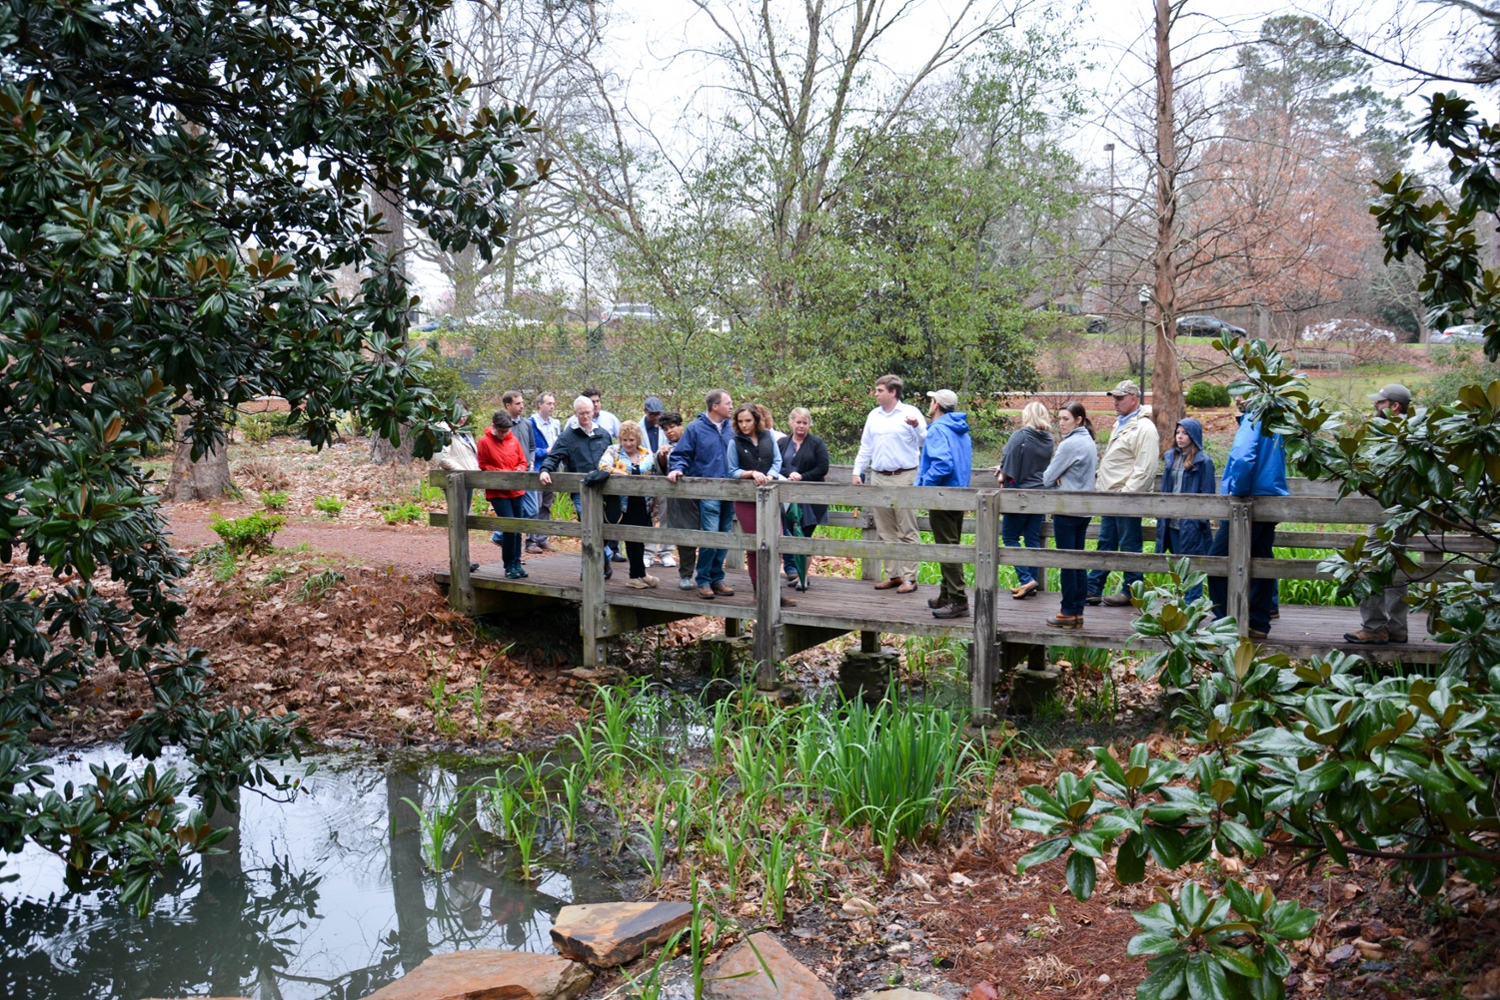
left=1045, top=613, right=1083, bottom=630
left=698, top=586, right=716, bottom=600
left=1388, top=633, right=1409, bottom=643
left=927, top=594, right=950, bottom=609
left=932, top=602, right=970, bottom=619
left=678, top=576, right=696, bottom=590
left=1102, top=593, right=1133, bottom=607
left=1084, top=594, right=1102, bottom=606
left=712, top=582, right=735, bottom=596
left=1344, top=629, right=1388, bottom=645
left=780, top=594, right=798, bottom=607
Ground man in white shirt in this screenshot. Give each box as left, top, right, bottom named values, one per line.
left=526, top=392, right=560, bottom=553
left=852, top=374, right=927, bottom=593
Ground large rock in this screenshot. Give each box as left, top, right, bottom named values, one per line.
left=364, top=949, right=593, bottom=1000
left=707, top=933, right=834, bottom=1000
left=549, top=901, right=693, bottom=966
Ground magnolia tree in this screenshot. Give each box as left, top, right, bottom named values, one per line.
left=0, top=0, right=532, bottom=910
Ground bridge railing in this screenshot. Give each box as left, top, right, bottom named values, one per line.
left=428, top=469, right=1478, bottom=721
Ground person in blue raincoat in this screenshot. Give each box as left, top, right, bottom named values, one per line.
left=1206, top=395, right=1288, bottom=638
left=918, top=390, right=973, bottom=618
left=1156, top=417, right=1216, bottom=603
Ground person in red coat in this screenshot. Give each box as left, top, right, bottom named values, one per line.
left=477, top=411, right=532, bottom=578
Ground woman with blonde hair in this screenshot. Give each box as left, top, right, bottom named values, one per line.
left=994, top=401, right=1056, bottom=599
left=601, top=420, right=660, bottom=588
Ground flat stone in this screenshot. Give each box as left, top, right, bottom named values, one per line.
left=549, top=901, right=693, bottom=966
left=1325, top=944, right=1357, bottom=968
left=707, top=933, right=834, bottom=1000
left=364, top=949, right=593, bottom=1000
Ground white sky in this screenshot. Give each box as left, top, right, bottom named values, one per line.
left=413, top=0, right=1488, bottom=306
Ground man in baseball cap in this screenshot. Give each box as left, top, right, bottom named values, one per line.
left=1346, top=383, right=1415, bottom=645
left=1088, top=379, right=1159, bottom=607
left=918, top=389, right=972, bottom=617
left=1367, top=384, right=1412, bottom=413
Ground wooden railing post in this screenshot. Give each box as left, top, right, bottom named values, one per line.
left=972, top=490, right=1000, bottom=724
left=753, top=482, right=781, bottom=689
left=1227, top=498, right=1253, bottom=637
left=579, top=482, right=605, bottom=666
left=444, top=471, right=472, bottom=614
left=859, top=510, right=880, bottom=581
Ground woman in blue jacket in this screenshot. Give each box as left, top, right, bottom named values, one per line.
left=1156, top=417, right=1216, bottom=603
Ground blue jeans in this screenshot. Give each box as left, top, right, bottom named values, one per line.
left=1087, top=515, right=1144, bottom=598
left=1158, top=523, right=1205, bottom=604
left=1002, top=512, right=1044, bottom=586
left=1207, top=518, right=1278, bottom=634
left=489, top=496, right=523, bottom=569
left=1053, top=515, right=1091, bottom=616
left=695, top=499, right=734, bottom=587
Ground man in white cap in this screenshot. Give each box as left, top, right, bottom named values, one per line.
left=1346, top=384, right=1414, bottom=645
left=852, top=374, right=926, bottom=593
left=1088, top=379, right=1159, bottom=607
left=918, top=389, right=972, bottom=618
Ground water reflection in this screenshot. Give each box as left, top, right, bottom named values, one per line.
left=1, top=749, right=624, bottom=1000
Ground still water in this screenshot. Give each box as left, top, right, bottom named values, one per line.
left=0, top=748, right=626, bottom=1000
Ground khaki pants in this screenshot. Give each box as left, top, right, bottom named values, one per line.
left=870, top=468, right=919, bottom=582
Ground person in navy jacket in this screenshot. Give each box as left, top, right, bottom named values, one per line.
left=666, top=389, right=737, bottom=599
left=1157, top=417, right=1217, bottom=603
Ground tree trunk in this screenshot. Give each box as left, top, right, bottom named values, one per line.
left=1151, top=0, right=1183, bottom=451
left=370, top=424, right=417, bottom=465
left=163, top=415, right=233, bottom=501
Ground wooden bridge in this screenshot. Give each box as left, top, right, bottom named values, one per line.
left=429, top=469, right=1461, bottom=720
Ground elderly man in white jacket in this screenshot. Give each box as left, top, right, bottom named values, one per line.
left=1087, top=380, right=1160, bottom=607
left=433, top=417, right=480, bottom=571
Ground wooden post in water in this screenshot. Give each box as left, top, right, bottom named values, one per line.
left=580, top=484, right=605, bottom=666
left=753, top=482, right=781, bottom=689
left=445, top=471, right=472, bottom=614
left=971, top=490, right=1000, bottom=723
left=1227, top=498, right=1252, bottom=637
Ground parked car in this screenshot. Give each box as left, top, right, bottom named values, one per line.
left=1031, top=302, right=1106, bottom=334
left=1176, top=315, right=1246, bottom=338
left=1430, top=323, right=1485, bottom=345
left=600, top=302, right=660, bottom=325
left=462, top=308, right=538, bottom=328
left=1300, top=318, right=1398, bottom=343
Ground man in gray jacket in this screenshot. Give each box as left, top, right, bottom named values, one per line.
left=502, top=390, right=539, bottom=530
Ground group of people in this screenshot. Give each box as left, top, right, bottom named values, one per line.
left=439, top=376, right=1420, bottom=643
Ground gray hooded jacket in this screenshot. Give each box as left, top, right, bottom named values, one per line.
left=1041, top=426, right=1098, bottom=491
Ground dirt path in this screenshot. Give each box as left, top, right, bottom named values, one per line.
left=163, top=506, right=573, bottom=574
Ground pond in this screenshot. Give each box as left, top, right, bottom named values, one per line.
left=1, top=747, right=629, bottom=1000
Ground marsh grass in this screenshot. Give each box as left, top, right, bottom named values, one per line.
left=403, top=782, right=474, bottom=872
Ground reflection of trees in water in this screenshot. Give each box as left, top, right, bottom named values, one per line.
left=0, top=760, right=617, bottom=1000
left=0, top=857, right=323, bottom=1000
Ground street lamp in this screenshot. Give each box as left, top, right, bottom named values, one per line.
left=1104, top=144, right=1115, bottom=317
left=1137, top=285, right=1151, bottom=396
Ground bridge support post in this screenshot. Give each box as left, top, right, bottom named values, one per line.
left=444, top=471, right=473, bottom=614
left=971, top=490, right=1000, bottom=724
left=753, top=483, right=781, bottom=689
left=1227, top=499, right=1253, bottom=637
left=579, top=483, right=605, bottom=667
left=858, top=511, right=881, bottom=582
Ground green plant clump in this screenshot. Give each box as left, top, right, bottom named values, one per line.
left=1184, top=381, right=1232, bottom=408
left=259, top=490, right=290, bottom=510
left=208, top=511, right=286, bottom=554
left=380, top=500, right=426, bottom=525
left=312, top=495, right=345, bottom=517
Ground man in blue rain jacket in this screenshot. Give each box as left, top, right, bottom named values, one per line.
left=1207, top=394, right=1288, bottom=638
left=918, top=390, right=973, bottom=619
